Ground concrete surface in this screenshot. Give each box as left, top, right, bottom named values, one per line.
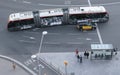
left=40, top=52, right=119, bottom=75
left=0, top=58, right=30, bottom=75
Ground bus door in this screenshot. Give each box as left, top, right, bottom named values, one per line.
left=33, top=11, right=41, bottom=27
left=63, top=8, right=69, bottom=24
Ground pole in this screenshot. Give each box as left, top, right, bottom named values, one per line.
left=64, top=61, right=68, bottom=75
left=37, top=31, right=47, bottom=75
left=65, top=65, right=67, bottom=75
left=38, top=33, right=44, bottom=55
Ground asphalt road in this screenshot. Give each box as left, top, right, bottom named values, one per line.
left=0, top=0, right=120, bottom=74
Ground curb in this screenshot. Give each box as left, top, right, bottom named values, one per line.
left=0, top=55, right=37, bottom=75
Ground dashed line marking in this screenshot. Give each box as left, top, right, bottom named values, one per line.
left=23, top=0, right=31, bottom=4
left=44, top=42, right=83, bottom=45
left=23, top=36, right=35, bottom=40
left=13, top=0, right=17, bottom=1
left=66, top=42, right=83, bottom=44
left=86, top=38, right=92, bottom=41
left=19, top=40, right=36, bottom=43
left=44, top=42, right=60, bottom=45
left=24, top=59, right=33, bottom=66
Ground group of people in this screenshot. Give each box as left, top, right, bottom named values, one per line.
left=75, top=49, right=90, bottom=63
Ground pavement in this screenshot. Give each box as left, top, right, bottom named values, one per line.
left=40, top=52, right=120, bottom=75
left=0, top=55, right=36, bottom=75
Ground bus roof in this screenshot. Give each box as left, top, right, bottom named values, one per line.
left=9, top=8, right=63, bottom=21
left=39, top=8, right=63, bottom=17
left=9, top=6, right=107, bottom=21
left=9, top=11, right=33, bottom=21
left=69, top=6, right=106, bottom=14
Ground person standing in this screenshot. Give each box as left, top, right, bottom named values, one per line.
left=75, top=49, right=79, bottom=56
left=79, top=55, right=82, bottom=63
left=84, top=51, right=87, bottom=58
left=86, top=52, right=89, bottom=59
left=77, top=54, right=80, bottom=62
left=12, top=62, right=16, bottom=70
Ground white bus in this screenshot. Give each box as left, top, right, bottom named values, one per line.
left=69, top=6, right=109, bottom=24
left=7, top=6, right=109, bottom=31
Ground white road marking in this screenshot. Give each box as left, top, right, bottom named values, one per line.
left=44, top=42, right=60, bottom=44
left=44, top=42, right=83, bottom=44
left=33, top=67, right=38, bottom=71
left=86, top=38, right=92, bottom=41
left=76, top=38, right=85, bottom=40
left=13, top=0, right=17, bottom=1
left=19, top=40, right=36, bottom=43
left=23, top=31, right=40, bottom=34
left=23, top=0, right=31, bottom=4
left=88, top=0, right=92, bottom=6
left=23, top=35, right=35, bottom=40
left=33, top=64, right=44, bottom=72
left=24, top=59, right=33, bottom=66
left=96, top=23, right=103, bottom=44
left=32, top=28, right=40, bottom=31
left=39, top=64, right=44, bottom=68
left=66, top=42, right=83, bottom=44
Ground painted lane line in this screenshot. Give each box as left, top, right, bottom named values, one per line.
left=13, top=0, right=17, bottom=1
left=88, top=0, right=92, bottom=6
left=23, top=31, right=39, bottom=34
left=96, top=23, right=103, bottom=44
left=66, top=42, right=83, bottom=44
left=23, top=35, right=35, bottom=40
left=44, top=42, right=83, bottom=45
left=76, top=38, right=84, bottom=40
left=86, top=38, right=92, bottom=40
left=44, top=42, right=60, bottom=44
left=24, top=59, right=33, bottom=66
left=23, top=0, right=31, bottom=4
left=19, top=40, right=36, bottom=43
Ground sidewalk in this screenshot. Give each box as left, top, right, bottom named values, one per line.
left=40, top=52, right=120, bottom=75
left=0, top=58, right=30, bottom=75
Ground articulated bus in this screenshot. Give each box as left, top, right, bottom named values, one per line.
left=7, top=6, right=109, bottom=31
